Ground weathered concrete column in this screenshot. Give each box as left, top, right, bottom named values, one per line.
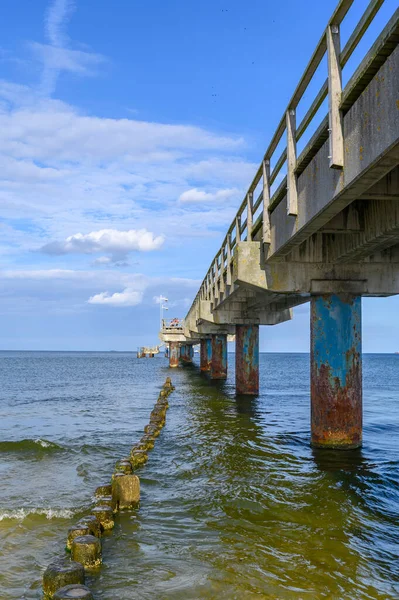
left=311, top=294, right=362, bottom=449
left=181, top=345, right=193, bottom=364
left=187, top=345, right=194, bottom=363
left=169, top=342, right=179, bottom=368
left=200, top=338, right=212, bottom=372
left=180, top=345, right=186, bottom=362
left=235, top=325, right=259, bottom=395
left=211, top=334, right=227, bottom=379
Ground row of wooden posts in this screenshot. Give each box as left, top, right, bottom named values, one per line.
left=42, top=378, right=175, bottom=599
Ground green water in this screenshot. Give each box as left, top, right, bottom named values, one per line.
left=1, top=352, right=399, bottom=599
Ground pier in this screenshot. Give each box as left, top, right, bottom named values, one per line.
left=160, top=0, right=399, bottom=450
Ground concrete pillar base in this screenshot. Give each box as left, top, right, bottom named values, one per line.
left=169, top=342, right=179, bottom=368
left=200, top=338, right=212, bottom=372
left=235, top=324, right=259, bottom=395
left=211, top=334, right=227, bottom=379
left=311, top=294, right=362, bottom=449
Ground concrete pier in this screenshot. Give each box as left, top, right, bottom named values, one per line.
left=211, top=334, right=227, bottom=380
left=200, top=338, right=212, bottom=372
left=169, top=342, right=179, bottom=368
left=158, top=5, right=399, bottom=449
left=235, top=325, right=259, bottom=395
left=310, top=294, right=362, bottom=449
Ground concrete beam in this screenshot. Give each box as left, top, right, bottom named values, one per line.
left=326, top=199, right=399, bottom=263
left=234, top=241, right=399, bottom=295
left=199, top=299, right=291, bottom=326
left=269, top=43, right=399, bottom=260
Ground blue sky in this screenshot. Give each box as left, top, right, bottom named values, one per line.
left=0, top=0, right=397, bottom=351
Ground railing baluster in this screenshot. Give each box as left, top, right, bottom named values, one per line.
left=327, top=23, right=344, bottom=169
left=219, top=248, right=226, bottom=294
left=286, top=108, right=298, bottom=216
left=262, top=159, right=271, bottom=245
left=247, top=192, right=253, bottom=240
left=214, top=258, right=219, bottom=299
left=226, top=233, right=232, bottom=286
left=236, top=214, right=241, bottom=243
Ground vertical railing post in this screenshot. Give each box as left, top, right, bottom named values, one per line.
left=246, top=192, right=253, bottom=241
left=262, top=159, right=271, bottom=245
left=214, top=258, right=219, bottom=300
left=219, top=247, right=226, bottom=295
left=236, top=214, right=241, bottom=244
left=286, top=108, right=298, bottom=217
left=226, top=233, right=232, bottom=286
left=327, top=24, right=344, bottom=169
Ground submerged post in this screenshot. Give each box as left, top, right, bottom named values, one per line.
left=310, top=294, right=362, bottom=449
left=235, top=325, right=259, bottom=395
left=211, top=334, right=227, bottom=380
left=200, top=338, right=212, bottom=372
left=169, top=342, right=179, bottom=368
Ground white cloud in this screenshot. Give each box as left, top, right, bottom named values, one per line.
left=39, top=228, right=165, bottom=259
left=179, top=187, right=238, bottom=204
left=0, top=89, right=251, bottom=251
left=88, top=288, right=143, bottom=307
left=92, top=256, right=112, bottom=266
left=45, top=0, right=75, bottom=47
left=35, top=0, right=106, bottom=94
left=0, top=0, right=256, bottom=275
left=0, top=267, right=201, bottom=317
left=31, top=42, right=105, bottom=77
left=0, top=99, right=243, bottom=163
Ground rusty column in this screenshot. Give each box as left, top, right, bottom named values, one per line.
left=211, top=334, right=227, bottom=379
left=311, top=294, right=362, bottom=449
left=169, top=342, right=179, bottom=368
left=186, top=345, right=193, bottom=363
left=189, top=345, right=194, bottom=362
left=180, top=345, right=186, bottom=363
left=200, top=338, right=212, bottom=372
left=235, top=325, right=259, bottom=395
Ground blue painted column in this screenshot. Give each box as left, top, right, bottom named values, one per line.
left=180, top=345, right=187, bottom=363
left=169, top=342, right=179, bottom=368
left=211, top=334, right=227, bottom=379
left=235, top=325, right=259, bottom=395
left=200, top=338, right=212, bottom=372
left=187, top=345, right=194, bottom=363
left=311, top=294, right=362, bottom=449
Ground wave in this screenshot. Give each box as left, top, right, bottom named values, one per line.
left=0, top=438, right=64, bottom=454
left=0, top=507, right=78, bottom=522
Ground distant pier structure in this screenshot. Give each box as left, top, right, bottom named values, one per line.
left=159, top=0, right=399, bottom=450
left=137, top=345, right=161, bottom=359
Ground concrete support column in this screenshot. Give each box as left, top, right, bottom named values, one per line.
left=211, top=334, right=227, bottom=380
left=311, top=294, right=362, bottom=449
left=200, top=338, right=212, bottom=372
left=169, top=342, right=179, bottom=368
left=180, top=345, right=187, bottom=362
left=180, top=345, right=193, bottom=364
left=187, top=345, right=194, bottom=362
left=235, top=324, right=259, bottom=395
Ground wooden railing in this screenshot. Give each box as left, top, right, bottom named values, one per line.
left=187, top=0, right=397, bottom=314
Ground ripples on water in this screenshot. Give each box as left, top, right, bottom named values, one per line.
left=0, top=351, right=399, bottom=599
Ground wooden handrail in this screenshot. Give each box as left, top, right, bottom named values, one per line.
left=187, top=0, right=393, bottom=314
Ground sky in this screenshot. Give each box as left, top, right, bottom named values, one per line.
left=0, top=0, right=397, bottom=352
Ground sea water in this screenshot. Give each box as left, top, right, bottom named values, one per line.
left=1, top=351, right=399, bottom=599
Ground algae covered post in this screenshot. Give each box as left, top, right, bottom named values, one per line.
left=42, top=378, right=175, bottom=599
